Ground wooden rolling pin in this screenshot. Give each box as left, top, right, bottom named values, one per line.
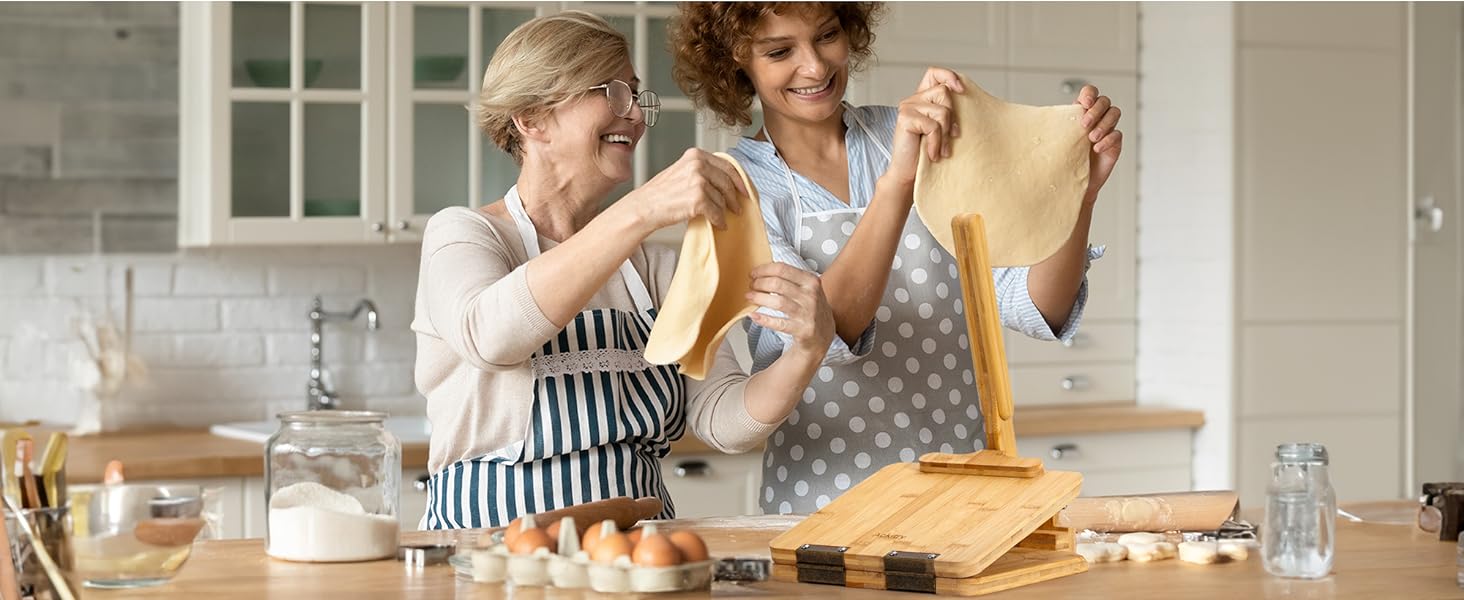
left=1056, top=491, right=1239, bottom=532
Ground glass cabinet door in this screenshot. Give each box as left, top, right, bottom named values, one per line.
left=389, top=2, right=543, bottom=240
left=226, top=1, right=385, bottom=243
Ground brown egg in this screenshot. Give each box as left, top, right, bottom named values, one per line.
left=667, top=530, right=709, bottom=562
left=582, top=519, right=616, bottom=556
left=545, top=518, right=563, bottom=542
left=503, top=516, right=526, bottom=547
left=626, top=527, right=643, bottom=546
left=591, top=532, right=634, bottom=563
left=511, top=527, right=554, bottom=555
left=631, top=532, right=683, bottom=567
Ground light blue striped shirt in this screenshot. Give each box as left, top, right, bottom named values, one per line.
left=727, top=104, right=1101, bottom=372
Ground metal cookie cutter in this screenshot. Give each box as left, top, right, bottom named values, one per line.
left=398, top=543, right=456, bottom=568
left=714, top=557, right=771, bottom=583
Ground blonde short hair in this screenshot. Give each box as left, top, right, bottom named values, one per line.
left=475, top=11, right=630, bottom=164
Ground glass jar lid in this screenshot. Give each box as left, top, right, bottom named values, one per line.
left=277, top=410, right=387, bottom=425
left=1275, top=442, right=1329, bottom=465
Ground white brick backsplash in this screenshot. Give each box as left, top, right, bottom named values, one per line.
left=171, top=334, right=264, bottom=368
left=221, top=298, right=303, bottom=331
left=266, top=331, right=365, bottom=366
left=148, top=366, right=300, bottom=401
left=0, top=259, right=43, bottom=296
left=1137, top=3, right=1237, bottom=488
left=334, top=363, right=416, bottom=398
left=268, top=265, right=366, bottom=295
left=173, top=264, right=267, bottom=296
left=0, top=298, right=74, bottom=337
left=127, top=333, right=174, bottom=367
left=0, top=380, right=80, bottom=425
left=45, top=259, right=113, bottom=296
left=133, top=298, right=218, bottom=332
left=364, top=394, right=427, bottom=418
left=366, top=329, right=415, bottom=362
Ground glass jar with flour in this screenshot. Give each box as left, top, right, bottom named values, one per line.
left=265, top=410, right=401, bottom=562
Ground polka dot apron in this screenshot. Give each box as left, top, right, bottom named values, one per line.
left=759, top=109, right=985, bottom=515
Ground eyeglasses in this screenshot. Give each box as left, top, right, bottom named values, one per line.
left=586, top=79, right=660, bottom=127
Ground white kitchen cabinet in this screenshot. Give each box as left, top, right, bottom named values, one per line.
left=180, top=1, right=717, bottom=248
left=872, top=2, right=1007, bottom=67
left=401, top=468, right=430, bottom=530
left=659, top=451, right=762, bottom=518
left=1009, top=363, right=1136, bottom=408
left=1018, top=429, right=1193, bottom=496
left=1008, top=2, right=1138, bottom=73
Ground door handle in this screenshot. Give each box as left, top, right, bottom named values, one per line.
left=1416, top=196, right=1444, bottom=233
left=1060, top=375, right=1089, bottom=391
left=1049, top=443, right=1081, bottom=460
left=674, top=459, right=711, bottom=478
left=414, top=473, right=430, bottom=492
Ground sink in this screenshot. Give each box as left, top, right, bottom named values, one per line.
left=210, top=415, right=432, bottom=445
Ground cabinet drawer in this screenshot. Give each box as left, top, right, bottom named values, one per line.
left=1010, top=363, right=1135, bottom=406
left=1019, top=429, right=1191, bottom=473
left=660, top=452, right=762, bottom=518
left=402, top=469, right=430, bottom=531
left=1004, top=322, right=1134, bottom=365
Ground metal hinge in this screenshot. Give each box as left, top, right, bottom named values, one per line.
left=794, top=544, right=847, bottom=586
left=884, top=550, right=939, bottom=594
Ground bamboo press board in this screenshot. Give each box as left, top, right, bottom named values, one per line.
left=769, top=214, right=1087, bottom=596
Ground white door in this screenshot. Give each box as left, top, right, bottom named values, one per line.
left=1410, top=2, right=1464, bottom=485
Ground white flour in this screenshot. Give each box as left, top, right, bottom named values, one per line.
left=267, top=481, right=399, bottom=562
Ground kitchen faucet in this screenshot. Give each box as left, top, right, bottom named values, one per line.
left=307, top=295, right=379, bottom=410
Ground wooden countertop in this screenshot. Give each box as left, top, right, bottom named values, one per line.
left=58, top=405, right=1201, bottom=482
left=99, top=505, right=1456, bottom=599
left=670, top=404, right=1205, bottom=455
left=64, top=429, right=431, bottom=484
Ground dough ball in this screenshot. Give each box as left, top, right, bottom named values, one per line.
left=1218, top=539, right=1256, bottom=561
left=1177, top=541, right=1219, bottom=565
left=1124, top=542, right=1177, bottom=563
left=1074, top=542, right=1127, bottom=564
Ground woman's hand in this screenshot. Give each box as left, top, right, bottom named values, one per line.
left=883, top=66, right=964, bottom=188
left=746, top=262, right=835, bottom=357
left=1075, top=84, right=1123, bottom=205
left=619, top=148, right=745, bottom=234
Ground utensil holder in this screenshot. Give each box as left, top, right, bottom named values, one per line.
left=3, top=505, right=80, bottom=600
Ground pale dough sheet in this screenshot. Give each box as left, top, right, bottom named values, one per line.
left=643, top=153, right=772, bottom=380
left=913, top=73, right=1091, bottom=267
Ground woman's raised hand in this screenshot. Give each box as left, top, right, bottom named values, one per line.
left=885, top=66, right=964, bottom=187
left=621, top=148, right=746, bottom=234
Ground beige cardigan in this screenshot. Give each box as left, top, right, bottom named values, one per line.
left=411, top=207, right=776, bottom=473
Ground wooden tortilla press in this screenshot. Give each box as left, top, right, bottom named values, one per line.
left=769, top=214, right=1087, bottom=596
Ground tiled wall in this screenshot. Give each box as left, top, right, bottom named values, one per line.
left=0, top=3, right=426, bottom=427
left=0, top=248, right=424, bottom=427
left=1135, top=3, right=1236, bottom=489
left=0, top=3, right=179, bottom=254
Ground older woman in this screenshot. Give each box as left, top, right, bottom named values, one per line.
left=412, top=11, right=835, bottom=529
left=670, top=2, right=1123, bottom=514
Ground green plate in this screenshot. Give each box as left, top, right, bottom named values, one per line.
left=415, top=55, right=466, bottom=83
left=244, top=58, right=324, bottom=88
left=304, top=198, right=359, bottom=217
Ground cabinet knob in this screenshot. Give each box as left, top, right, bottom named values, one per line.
left=674, top=459, right=711, bottom=478
left=370, top=222, right=385, bottom=233
left=1060, top=78, right=1091, bottom=96
left=414, top=473, right=430, bottom=492
left=1049, top=443, right=1080, bottom=460
left=393, top=220, right=410, bottom=231
left=1060, top=375, right=1089, bottom=391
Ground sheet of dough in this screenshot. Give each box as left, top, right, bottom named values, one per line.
left=913, top=73, right=1091, bottom=267
left=643, top=152, right=772, bottom=380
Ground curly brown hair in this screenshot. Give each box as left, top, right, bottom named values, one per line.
left=669, top=2, right=884, bottom=129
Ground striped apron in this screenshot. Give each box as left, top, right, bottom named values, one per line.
left=422, top=185, right=686, bottom=529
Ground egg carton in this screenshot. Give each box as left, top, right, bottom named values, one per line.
left=468, top=516, right=712, bottom=593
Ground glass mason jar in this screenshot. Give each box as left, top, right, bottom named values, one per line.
left=1261, top=442, right=1336, bottom=579
left=265, top=410, right=401, bottom=562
